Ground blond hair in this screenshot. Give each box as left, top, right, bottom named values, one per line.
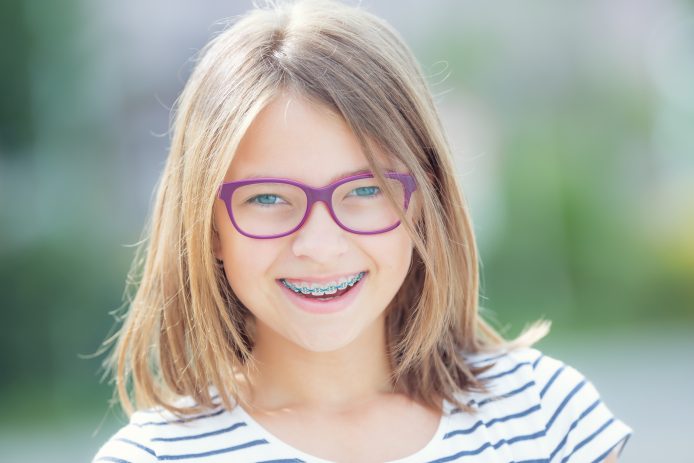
left=102, top=0, right=550, bottom=418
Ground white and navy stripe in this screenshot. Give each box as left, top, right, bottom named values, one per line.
left=93, top=347, right=632, bottom=462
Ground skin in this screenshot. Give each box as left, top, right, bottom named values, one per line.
left=212, top=91, right=420, bottom=414
left=604, top=449, right=619, bottom=462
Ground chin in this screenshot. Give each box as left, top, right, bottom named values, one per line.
left=291, top=327, right=363, bottom=353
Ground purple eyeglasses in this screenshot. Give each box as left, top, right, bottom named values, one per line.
left=217, top=171, right=417, bottom=239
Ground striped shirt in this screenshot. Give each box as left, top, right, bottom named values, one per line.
left=93, top=347, right=632, bottom=462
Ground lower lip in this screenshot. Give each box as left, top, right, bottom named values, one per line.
left=277, top=273, right=367, bottom=315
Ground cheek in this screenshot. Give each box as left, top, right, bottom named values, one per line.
left=367, top=228, right=413, bottom=281
left=222, top=239, right=277, bottom=294
left=220, top=241, right=282, bottom=326
left=215, top=206, right=279, bottom=303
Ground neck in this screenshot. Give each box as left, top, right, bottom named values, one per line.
left=240, top=313, right=394, bottom=413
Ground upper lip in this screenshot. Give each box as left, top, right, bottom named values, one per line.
left=279, top=271, right=367, bottom=284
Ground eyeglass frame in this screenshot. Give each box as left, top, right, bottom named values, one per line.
left=217, top=171, right=417, bottom=239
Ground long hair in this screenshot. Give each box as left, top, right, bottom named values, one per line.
left=102, top=0, right=550, bottom=418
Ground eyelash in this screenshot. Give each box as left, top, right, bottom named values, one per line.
left=348, top=186, right=380, bottom=198
left=246, top=186, right=381, bottom=207
left=247, top=194, right=287, bottom=206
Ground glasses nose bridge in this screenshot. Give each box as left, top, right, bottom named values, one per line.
left=304, top=183, right=337, bottom=219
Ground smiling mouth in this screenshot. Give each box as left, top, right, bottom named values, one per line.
left=278, top=271, right=367, bottom=301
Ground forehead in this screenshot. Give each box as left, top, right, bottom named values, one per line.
left=225, top=93, right=403, bottom=185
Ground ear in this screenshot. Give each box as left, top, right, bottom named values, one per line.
left=213, top=231, right=223, bottom=262
left=408, top=190, right=423, bottom=225
left=212, top=217, right=224, bottom=262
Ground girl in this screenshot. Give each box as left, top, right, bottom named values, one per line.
left=93, top=1, right=632, bottom=462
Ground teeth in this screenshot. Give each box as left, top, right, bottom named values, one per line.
left=282, top=272, right=365, bottom=295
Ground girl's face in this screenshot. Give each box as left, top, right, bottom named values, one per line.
left=213, top=92, right=415, bottom=353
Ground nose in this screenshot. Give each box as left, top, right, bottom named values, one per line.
left=291, top=200, right=348, bottom=262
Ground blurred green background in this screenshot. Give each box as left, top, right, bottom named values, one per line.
left=1, top=0, right=692, bottom=461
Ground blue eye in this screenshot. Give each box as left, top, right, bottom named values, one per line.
left=349, top=186, right=380, bottom=198
left=248, top=194, right=284, bottom=206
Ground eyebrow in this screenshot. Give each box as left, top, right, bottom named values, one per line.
left=242, top=167, right=375, bottom=185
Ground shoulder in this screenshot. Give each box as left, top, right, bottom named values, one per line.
left=92, top=408, right=163, bottom=463
left=92, top=402, right=243, bottom=463
left=455, top=346, right=632, bottom=461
